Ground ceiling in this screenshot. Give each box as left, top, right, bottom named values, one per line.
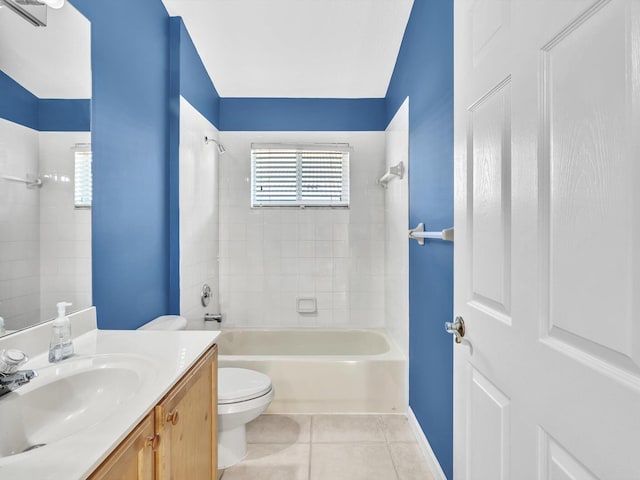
left=162, top=0, right=414, bottom=98
left=0, top=2, right=91, bottom=98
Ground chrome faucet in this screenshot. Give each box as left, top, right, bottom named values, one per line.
left=204, top=313, right=223, bottom=323
left=0, top=349, right=37, bottom=399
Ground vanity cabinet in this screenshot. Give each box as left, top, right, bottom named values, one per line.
left=89, top=345, right=217, bottom=480
left=155, top=346, right=217, bottom=479
left=88, top=413, right=155, bottom=480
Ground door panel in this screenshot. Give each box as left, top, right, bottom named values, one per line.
left=539, top=431, right=598, bottom=480
left=467, top=368, right=510, bottom=480
left=468, top=78, right=512, bottom=319
left=455, top=0, right=640, bottom=478
left=540, top=0, right=639, bottom=372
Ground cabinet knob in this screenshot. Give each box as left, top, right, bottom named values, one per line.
left=167, top=410, right=179, bottom=426
left=145, top=433, right=160, bottom=450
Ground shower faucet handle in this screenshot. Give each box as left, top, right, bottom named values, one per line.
left=201, top=283, right=212, bottom=307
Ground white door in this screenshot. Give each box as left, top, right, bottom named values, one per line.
left=453, top=0, right=640, bottom=478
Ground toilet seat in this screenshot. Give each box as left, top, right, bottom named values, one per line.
left=218, top=368, right=272, bottom=405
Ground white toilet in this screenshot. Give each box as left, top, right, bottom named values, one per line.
left=137, top=315, right=187, bottom=331
left=217, top=367, right=274, bottom=468
left=138, top=315, right=274, bottom=470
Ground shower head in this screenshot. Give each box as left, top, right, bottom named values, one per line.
left=204, top=136, right=226, bottom=155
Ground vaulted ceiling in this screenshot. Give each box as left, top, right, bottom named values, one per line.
left=162, top=0, right=414, bottom=98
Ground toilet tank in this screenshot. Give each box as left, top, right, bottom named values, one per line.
left=137, top=315, right=187, bottom=331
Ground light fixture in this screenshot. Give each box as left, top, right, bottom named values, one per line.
left=39, top=0, right=64, bottom=9
left=1, top=0, right=65, bottom=26
left=204, top=136, right=226, bottom=155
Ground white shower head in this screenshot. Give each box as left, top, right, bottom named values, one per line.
left=204, top=136, right=226, bottom=155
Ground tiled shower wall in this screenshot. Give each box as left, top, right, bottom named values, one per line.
left=218, top=131, right=386, bottom=328
left=179, top=97, right=220, bottom=322
left=0, top=119, right=41, bottom=328
left=384, top=99, right=409, bottom=356
left=39, top=131, right=92, bottom=321
left=0, top=119, right=91, bottom=329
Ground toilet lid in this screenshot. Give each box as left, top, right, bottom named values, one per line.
left=218, top=368, right=272, bottom=404
left=138, top=315, right=187, bottom=331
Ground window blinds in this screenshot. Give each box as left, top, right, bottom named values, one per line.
left=251, top=146, right=350, bottom=207
left=74, top=151, right=92, bottom=208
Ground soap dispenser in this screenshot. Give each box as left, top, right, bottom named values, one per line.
left=49, top=302, right=73, bottom=363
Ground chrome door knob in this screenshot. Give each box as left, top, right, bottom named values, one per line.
left=445, top=316, right=466, bottom=344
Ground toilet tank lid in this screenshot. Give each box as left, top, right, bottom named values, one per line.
left=138, top=315, right=187, bottom=331
left=218, top=367, right=272, bottom=404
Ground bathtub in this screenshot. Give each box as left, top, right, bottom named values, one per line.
left=215, top=329, right=406, bottom=414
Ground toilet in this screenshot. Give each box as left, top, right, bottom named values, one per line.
left=137, top=315, right=187, bottom=331
left=138, top=315, right=274, bottom=470
left=217, top=367, right=274, bottom=468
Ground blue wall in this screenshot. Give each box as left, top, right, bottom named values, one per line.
left=71, top=0, right=173, bottom=329
left=38, top=99, right=91, bottom=132
left=65, top=1, right=223, bottom=329
left=220, top=98, right=386, bottom=131
left=175, top=19, right=220, bottom=128
left=0, top=71, right=38, bottom=129
left=385, top=0, right=454, bottom=477
left=0, top=70, right=90, bottom=132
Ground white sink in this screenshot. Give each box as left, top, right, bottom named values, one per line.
left=0, top=354, right=156, bottom=458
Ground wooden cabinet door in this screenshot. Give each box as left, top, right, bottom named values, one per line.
left=155, top=345, right=217, bottom=480
left=89, top=413, right=156, bottom=480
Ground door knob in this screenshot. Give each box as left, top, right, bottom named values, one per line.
left=445, top=316, right=465, bottom=344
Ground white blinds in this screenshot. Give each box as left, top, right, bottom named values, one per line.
left=74, top=151, right=92, bottom=208
left=251, top=146, right=350, bottom=207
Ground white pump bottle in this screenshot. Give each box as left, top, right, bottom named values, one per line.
left=48, top=302, right=73, bottom=363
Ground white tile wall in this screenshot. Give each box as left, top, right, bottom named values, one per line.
left=218, top=131, right=386, bottom=328
left=384, top=98, right=409, bottom=356
left=0, top=119, right=41, bottom=329
left=179, top=97, right=220, bottom=322
left=39, top=131, right=92, bottom=321
left=0, top=120, right=91, bottom=329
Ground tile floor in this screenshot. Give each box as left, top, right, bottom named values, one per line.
left=220, top=414, right=436, bottom=480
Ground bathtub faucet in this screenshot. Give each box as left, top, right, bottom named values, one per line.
left=204, top=313, right=223, bottom=323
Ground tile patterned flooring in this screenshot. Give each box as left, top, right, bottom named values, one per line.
left=220, top=414, right=436, bottom=480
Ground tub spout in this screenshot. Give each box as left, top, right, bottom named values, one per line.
left=205, top=313, right=223, bottom=323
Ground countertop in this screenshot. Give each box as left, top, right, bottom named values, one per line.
left=0, top=319, right=219, bottom=479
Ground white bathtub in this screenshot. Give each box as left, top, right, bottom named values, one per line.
left=216, top=329, right=407, bottom=414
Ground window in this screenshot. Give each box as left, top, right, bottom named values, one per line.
left=74, top=150, right=92, bottom=209
left=251, top=144, right=350, bottom=207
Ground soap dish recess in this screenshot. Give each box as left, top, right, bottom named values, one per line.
left=296, top=297, right=317, bottom=313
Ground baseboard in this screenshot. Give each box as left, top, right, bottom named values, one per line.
left=407, top=407, right=448, bottom=480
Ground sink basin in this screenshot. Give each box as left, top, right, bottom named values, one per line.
left=0, top=354, right=156, bottom=458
